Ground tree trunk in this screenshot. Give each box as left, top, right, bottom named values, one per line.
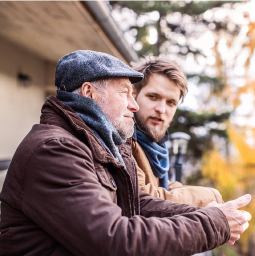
left=156, top=17, right=161, bottom=55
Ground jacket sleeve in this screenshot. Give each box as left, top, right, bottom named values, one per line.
left=22, top=139, right=230, bottom=256
left=168, top=182, right=224, bottom=206
left=136, top=157, right=223, bottom=207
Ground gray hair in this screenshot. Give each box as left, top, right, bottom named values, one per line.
left=72, top=78, right=112, bottom=95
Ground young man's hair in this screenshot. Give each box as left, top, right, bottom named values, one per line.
left=131, top=56, right=187, bottom=101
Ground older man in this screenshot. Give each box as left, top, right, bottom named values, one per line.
left=0, top=50, right=251, bottom=256
left=131, top=57, right=224, bottom=207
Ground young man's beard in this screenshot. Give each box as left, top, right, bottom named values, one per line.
left=134, top=112, right=171, bottom=143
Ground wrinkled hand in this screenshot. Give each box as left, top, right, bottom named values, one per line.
left=206, top=194, right=252, bottom=245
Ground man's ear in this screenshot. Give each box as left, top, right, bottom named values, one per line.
left=81, top=82, right=95, bottom=99
left=132, top=85, right=137, bottom=99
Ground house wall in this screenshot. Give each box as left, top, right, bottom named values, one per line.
left=0, top=37, right=47, bottom=160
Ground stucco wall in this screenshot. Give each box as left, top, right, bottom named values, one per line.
left=0, top=37, right=46, bottom=160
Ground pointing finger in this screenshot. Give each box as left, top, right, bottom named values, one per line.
left=228, top=194, right=251, bottom=210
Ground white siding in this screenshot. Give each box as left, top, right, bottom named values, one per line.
left=0, top=36, right=46, bottom=160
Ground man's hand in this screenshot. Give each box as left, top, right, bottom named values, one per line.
left=206, top=194, right=252, bottom=245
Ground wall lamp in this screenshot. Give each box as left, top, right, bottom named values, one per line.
left=17, top=73, right=32, bottom=87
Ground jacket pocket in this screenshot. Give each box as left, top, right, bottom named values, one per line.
left=0, top=227, right=9, bottom=235
left=0, top=227, right=11, bottom=255
left=95, top=167, right=117, bottom=192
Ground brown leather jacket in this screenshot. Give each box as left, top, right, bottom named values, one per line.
left=0, top=96, right=230, bottom=256
left=132, top=139, right=224, bottom=207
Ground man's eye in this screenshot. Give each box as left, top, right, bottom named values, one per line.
left=148, top=95, right=156, bottom=99
left=168, top=101, right=175, bottom=106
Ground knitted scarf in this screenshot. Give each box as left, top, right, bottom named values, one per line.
left=136, top=130, right=169, bottom=189
left=57, top=90, right=126, bottom=167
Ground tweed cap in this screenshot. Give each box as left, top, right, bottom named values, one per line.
left=55, top=50, right=144, bottom=92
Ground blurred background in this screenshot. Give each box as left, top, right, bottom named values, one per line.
left=0, top=1, right=255, bottom=255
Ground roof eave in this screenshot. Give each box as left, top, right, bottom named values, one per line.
left=81, top=1, right=139, bottom=64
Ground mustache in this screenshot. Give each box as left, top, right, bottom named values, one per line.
left=124, top=110, right=134, bottom=118
left=148, top=115, right=165, bottom=122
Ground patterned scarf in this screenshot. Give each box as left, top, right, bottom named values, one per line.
left=57, top=90, right=126, bottom=167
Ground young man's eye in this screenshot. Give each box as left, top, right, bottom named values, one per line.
left=148, top=95, right=156, bottom=100
left=168, top=101, right=176, bottom=106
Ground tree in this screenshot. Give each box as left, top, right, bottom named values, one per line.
left=170, top=108, right=230, bottom=159
left=110, top=1, right=240, bottom=56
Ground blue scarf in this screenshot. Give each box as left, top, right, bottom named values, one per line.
left=136, top=130, right=169, bottom=189
left=57, top=90, right=126, bottom=167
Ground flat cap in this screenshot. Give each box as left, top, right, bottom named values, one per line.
left=55, top=50, right=144, bottom=92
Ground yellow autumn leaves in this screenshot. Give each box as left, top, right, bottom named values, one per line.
left=202, top=127, right=255, bottom=250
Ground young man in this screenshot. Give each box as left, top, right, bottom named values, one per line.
left=132, top=58, right=224, bottom=207
left=0, top=51, right=251, bottom=255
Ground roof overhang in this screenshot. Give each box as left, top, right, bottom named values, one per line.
left=0, top=1, right=138, bottom=64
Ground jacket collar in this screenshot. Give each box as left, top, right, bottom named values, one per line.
left=40, top=96, right=132, bottom=166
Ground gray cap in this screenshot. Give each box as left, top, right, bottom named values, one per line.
left=55, top=50, right=144, bottom=92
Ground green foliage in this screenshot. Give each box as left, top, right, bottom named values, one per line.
left=111, top=1, right=235, bottom=17
left=110, top=1, right=240, bottom=56
left=169, top=108, right=230, bottom=158
left=186, top=74, right=226, bottom=93
left=136, top=42, right=158, bottom=57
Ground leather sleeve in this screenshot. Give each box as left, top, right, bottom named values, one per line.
left=22, top=139, right=230, bottom=256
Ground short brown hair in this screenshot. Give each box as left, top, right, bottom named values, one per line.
left=131, top=57, right=187, bottom=101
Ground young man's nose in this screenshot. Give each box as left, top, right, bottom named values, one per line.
left=155, top=101, right=166, bottom=114
left=128, top=95, right=139, bottom=112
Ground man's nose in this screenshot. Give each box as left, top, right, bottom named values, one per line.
left=128, top=95, right=139, bottom=112
left=155, top=100, right=166, bottom=114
